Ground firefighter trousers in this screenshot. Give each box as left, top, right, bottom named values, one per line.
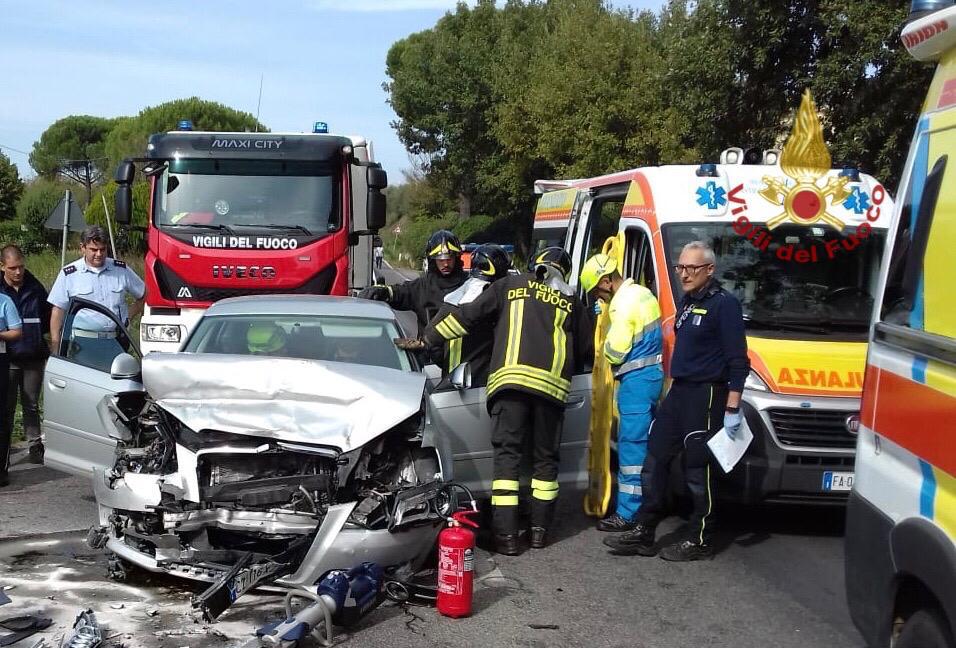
left=636, top=381, right=727, bottom=545
left=489, top=391, right=563, bottom=535
left=615, top=366, right=664, bottom=519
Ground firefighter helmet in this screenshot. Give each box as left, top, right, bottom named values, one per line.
left=531, top=247, right=572, bottom=282
left=470, top=244, right=511, bottom=282
left=425, top=230, right=463, bottom=260
left=579, top=253, right=618, bottom=294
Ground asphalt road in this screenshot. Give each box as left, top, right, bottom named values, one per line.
left=0, top=264, right=863, bottom=647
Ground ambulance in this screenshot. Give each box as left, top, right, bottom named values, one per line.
left=845, top=1, right=956, bottom=646
left=533, top=98, right=894, bottom=506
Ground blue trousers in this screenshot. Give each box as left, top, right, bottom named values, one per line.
left=615, top=366, right=663, bottom=519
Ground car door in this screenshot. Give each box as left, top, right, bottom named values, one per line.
left=428, top=370, right=593, bottom=496
left=43, top=297, right=143, bottom=477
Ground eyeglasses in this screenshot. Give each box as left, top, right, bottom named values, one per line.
left=672, top=263, right=712, bottom=275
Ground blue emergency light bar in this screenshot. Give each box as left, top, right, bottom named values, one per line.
left=178, top=120, right=193, bottom=131
left=910, top=0, right=954, bottom=19
left=313, top=121, right=329, bottom=134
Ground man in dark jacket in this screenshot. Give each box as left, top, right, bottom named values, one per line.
left=1, top=245, right=51, bottom=464
left=358, top=230, right=468, bottom=333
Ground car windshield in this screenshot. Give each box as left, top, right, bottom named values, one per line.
left=182, top=314, right=411, bottom=371
left=154, top=159, right=338, bottom=235
left=662, top=223, right=887, bottom=335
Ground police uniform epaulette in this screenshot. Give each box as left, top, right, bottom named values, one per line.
left=113, top=259, right=127, bottom=268
left=63, top=265, right=77, bottom=275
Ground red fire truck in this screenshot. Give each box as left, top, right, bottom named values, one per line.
left=113, top=122, right=387, bottom=353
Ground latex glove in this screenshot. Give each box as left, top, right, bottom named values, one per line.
left=394, top=337, right=426, bottom=351
left=724, top=410, right=743, bottom=440
left=358, top=285, right=390, bottom=301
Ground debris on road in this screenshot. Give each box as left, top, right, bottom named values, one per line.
left=62, top=609, right=101, bottom=648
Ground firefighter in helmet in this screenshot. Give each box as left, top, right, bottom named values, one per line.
left=359, top=230, right=468, bottom=332
left=399, top=246, right=593, bottom=555
left=427, top=243, right=512, bottom=386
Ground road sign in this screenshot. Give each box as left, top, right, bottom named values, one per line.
left=44, top=196, right=87, bottom=232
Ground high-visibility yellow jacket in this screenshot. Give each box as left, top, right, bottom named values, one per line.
left=604, top=279, right=663, bottom=377
left=424, top=273, right=593, bottom=407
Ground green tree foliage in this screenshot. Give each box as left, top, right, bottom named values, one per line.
left=0, top=152, right=24, bottom=221
left=29, top=116, right=119, bottom=205
left=11, top=179, right=71, bottom=253
left=386, top=0, right=931, bottom=246
left=103, top=97, right=267, bottom=178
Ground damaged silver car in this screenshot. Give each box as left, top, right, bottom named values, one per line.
left=42, top=296, right=460, bottom=619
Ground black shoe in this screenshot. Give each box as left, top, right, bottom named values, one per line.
left=659, top=539, right=714, bottom=562
left=28, top=445, right=44, bottom=465
left=529, top=527, right=547, bottom=549
left=602, top=523, right=657, bottom=556
left=495, top=534, right=521, bottom=556
left=0, top=472, right=8, bottom=487
left=597, top=513, right=638, bottom=532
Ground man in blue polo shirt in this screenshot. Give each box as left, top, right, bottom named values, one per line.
left=604, top=241, right=749, bottom=561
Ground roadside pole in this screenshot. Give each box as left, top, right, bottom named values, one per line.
left=101, top=193, right=118, bottom=260
left=60, top=189, right=71, bottom=268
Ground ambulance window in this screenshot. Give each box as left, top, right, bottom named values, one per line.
left=881, top=150, right=947, bottom=335
left=624, top=228, right=657, bottom=297
left=583, top=201, right=623, bottom=263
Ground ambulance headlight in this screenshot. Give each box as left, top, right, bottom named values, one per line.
left=142, top=324, right=181, bottom=344
left=744, top=370, right=769, bottom=392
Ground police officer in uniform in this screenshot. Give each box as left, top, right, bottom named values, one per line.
left=579, top=253, right=664, bottom=531
left=401, top=247, right=592, bottom=555
left=48, top=226, right=145, bottom=372
left=358, top=230, right=467, bottom=333
left=604, top=241, right=748, bottom=561
left=429, top=243, right=512, bottom=386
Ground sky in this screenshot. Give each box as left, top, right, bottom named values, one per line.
left=0, top=0, right=666, bottom=183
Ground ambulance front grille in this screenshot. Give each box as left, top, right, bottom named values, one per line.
left=767, top=408, right=858, bottom=449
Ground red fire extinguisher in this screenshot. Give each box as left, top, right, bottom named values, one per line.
left=437, top=510, right=480, bottom=618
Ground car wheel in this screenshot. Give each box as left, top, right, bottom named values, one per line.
left=894, top=608, right=955, bottom=648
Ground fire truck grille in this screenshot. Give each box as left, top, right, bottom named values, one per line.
left=767, top=409, right=858, bottom=449
left=155, top=262, right=337, bottom=303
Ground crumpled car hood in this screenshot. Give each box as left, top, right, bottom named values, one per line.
left=141, top=353, right=425, bottom=451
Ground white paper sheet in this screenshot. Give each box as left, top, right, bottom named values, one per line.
left=707, top=418, right=754, bottom=473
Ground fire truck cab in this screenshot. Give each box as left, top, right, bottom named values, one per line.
left=114, top=124, right=387, bottom=354
left=534, top=146, right=893, bottom=505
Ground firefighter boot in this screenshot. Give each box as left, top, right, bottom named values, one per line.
left=529, top=527, right=547, bottom=549
left=495, top=534, right=521, bottom=556
left=659, top=539, right=714, bottom=562
left=602, top=523, right=657, bottom=556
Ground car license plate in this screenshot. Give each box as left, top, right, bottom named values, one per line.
left=822, top=471, right=854, bottom=492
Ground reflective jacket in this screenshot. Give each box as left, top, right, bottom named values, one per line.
left=0, top=271, right=50, bottom=360
left=604, top=279, right=663, bottom=378
left=424, top=273, right=593, bottom=408
left=387, top=268, right=468, bottom=332
left=430, top=278, right=495, bottom=385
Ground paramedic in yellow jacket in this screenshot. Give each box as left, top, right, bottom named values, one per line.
left=580, top=254, right=664, bottom=532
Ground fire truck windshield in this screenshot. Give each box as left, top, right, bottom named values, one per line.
left=662, top=222, right=887, bottom=337
left=155, top=159, right=338, bottom=235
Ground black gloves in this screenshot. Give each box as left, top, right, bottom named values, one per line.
left=358, top=285, right=390, bottom=301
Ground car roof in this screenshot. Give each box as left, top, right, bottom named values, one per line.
left=203, top=295, right=396, bottom=320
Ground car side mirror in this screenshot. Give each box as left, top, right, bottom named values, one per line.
left=450, top=362, right=472, bottom=391
left=110, top=353, right=141, bottom=380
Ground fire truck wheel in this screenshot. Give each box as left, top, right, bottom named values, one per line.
left=895, top=608, right=954, bottom=648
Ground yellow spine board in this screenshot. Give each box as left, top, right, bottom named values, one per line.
left=584, top=232, right=626, bottom=517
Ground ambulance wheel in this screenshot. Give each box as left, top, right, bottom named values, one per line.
left=895, top=608, right=954, bottom=648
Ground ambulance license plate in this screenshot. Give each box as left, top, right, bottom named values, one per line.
left=822, top=471, right=854, bottom=492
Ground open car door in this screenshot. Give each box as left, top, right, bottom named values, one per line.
left=42, top=297, right=143, bottom=477
left=428, top=365, right=592, bottom=495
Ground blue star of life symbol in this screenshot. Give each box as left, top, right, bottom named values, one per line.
left=696, top=181, right=727, bottom=209
left=843, top=187, right=871, bottom=215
